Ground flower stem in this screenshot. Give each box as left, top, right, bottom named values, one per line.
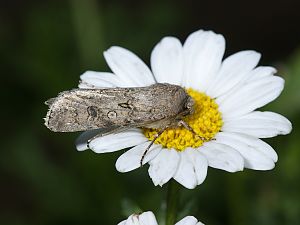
left=165, top=179, right=181, bottom=225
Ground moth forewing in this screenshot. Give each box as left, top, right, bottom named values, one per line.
left=45, top=83, right=194, bottom=134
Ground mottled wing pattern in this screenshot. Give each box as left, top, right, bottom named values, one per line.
left=44, top=83, right=188, bottom=132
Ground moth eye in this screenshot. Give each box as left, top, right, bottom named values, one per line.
left=107, top=110, right=117, bottom=119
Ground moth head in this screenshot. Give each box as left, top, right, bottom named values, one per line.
left=183, top=95, right=195, bottom=116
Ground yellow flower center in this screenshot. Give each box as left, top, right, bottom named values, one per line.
left=143, top=88, right=223, bottom=151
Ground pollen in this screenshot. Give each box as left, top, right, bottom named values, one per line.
left=143, top=88, right=223, bottom=151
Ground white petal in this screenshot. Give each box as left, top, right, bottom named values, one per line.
left=218, top=132, right=277, bottom=162
left=175, top=216, right=198, bottom=225
left=222, top=111, right=292, bottom=138
left=88, top=129, right=148, bottom=153
left=127, top=216, right=140, bottom=225
left=78, top=71, right=121, bottom=88
left=116, top=142, right=162, bottom=173
left=117, top=221, right=126, bottom=225
left=218, top=76, right=284, bottom=119
left=138, top=211, right=158, bottom=225
left=215, top=132, right=275, bottom=170
left=196, top=222, right=205, bottom=225
left=119, top=212, right=158, bottom=225
left=104, top=46, right=156, bottom=87
left=173, top=150, right=197, bottom=189
left=148, top=148, right=180, bottom=186
left=216, top=66, right=277, bottom=104
left=246, top=66, right=277, bottom=83
left=207, top=51, right=261, bottom=98
left=187, top=149, right=208, bottom=185
left=75, top=128, right=112, bottom=151
left=200, top=142, right=244, bottom=172
left=150, top=37, right=184, bottom=85
left=183, top=30, right=225, bottom=91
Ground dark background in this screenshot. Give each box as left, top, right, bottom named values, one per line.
left=1, top=0, right=300, bottom=225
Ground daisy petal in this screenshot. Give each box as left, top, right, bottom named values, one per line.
left=116, top=142, right=162, bottom=172
left=216, top=66, right=277, bottom=104
left=173, top=149, right=208, bottom=189
left=196, top=222, right=205, bottom=225
left=183, top=30, right=225, bottom=91
left=89, top=129, right=148, bottom=153
left=148, top=148, right=180, bottom=186
left=150, top=37, right=184, bottom=85
left=175, top=216, right=200, bottom=225
left=78, top=71, right=120, bottom=88
left=220, top=132, right=278, bottom=162
left=188, top=149, right=208, bottom=185
left=118, top=211, right=158, bottom=225
left=200, top=142, right=244, bottom=172
left=75, top=128, right=111, bottom=151
left=104, top=46, right=156, bottom=87
left=207, top=50, right=261, bottom=98
left=246, top=66, right=277, bottom=83
left=215, top=132, right=275, bottom=170
left=218, top=76, right=284, bottom=119
left=137, top=211, right=158, bottom=225
left=174, top=150, right=197, bottom=189
left=222, top=111, right=292, bottom=138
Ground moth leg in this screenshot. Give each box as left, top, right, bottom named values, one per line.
left=177, top=120, right=207, bottom=141
left=140, top=128, right=167, bottom=167
left=87, top=126, right=129, bottom=149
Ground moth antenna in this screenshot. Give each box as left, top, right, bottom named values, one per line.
left=140, top=128, right=167, bottom=167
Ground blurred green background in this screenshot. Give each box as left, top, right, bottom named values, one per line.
left=1, top=0, right=300, bottom=225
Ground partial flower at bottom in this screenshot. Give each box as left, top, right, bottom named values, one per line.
left=118, top=211, right=204, bottom=225
left=76, top=29, right=292, bottom=189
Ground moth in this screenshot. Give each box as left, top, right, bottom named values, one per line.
left=45, top=83, right=198, bottom=165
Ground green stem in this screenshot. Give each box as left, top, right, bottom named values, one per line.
left=165, top=179, right=181, bottom=225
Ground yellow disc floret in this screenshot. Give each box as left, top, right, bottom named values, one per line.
left=143, top=88, right=223, bottom=151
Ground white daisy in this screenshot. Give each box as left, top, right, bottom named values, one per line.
left=118, top=211, right=204, bottom=225
left=76, top=30, right=292, bottom=189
